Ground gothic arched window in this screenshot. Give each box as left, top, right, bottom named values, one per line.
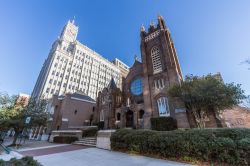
left=139, top=110, right=145, bottom=119
left=151, top=46, right=162, bottom=74
left=157, top=97, right=170, bottom=116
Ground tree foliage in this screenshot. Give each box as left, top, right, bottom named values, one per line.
left=168, top=74, right=246, bottom=128
left=0, top=93, right=48, bottom=145
left=245, top=95, right=250, bottom=108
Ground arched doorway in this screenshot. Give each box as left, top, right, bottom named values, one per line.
left=126, top=110, right=134, bottom=127
left=139, top=110, right=144, bottom=119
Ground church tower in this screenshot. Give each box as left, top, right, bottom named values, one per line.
left=140, top=16, right=185, bottom=128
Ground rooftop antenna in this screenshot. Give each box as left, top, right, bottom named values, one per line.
left=72, top=16, right=76, bottom=24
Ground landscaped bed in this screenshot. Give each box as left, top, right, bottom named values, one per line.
left=111, top=128, right=250, bottom=165
left=0, top=156, right=42, bottom=166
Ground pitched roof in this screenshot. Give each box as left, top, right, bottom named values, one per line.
left=107, top=77, right=117, bottom=90
left=70, top=92, right=96, bottom=102
left=131, top=59, right=142, bottom=68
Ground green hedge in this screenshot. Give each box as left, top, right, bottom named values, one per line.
left=111, top=128, right=250, bottom=165
left=0, top=156, right=42, bottom=166
left=151, top=117, right=177, bottom=131
left=82, top=127, right=98, bottom=137
left=53, top=136, right=78, bottom=144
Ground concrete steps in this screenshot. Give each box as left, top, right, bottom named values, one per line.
left=72, top=137, right=96, bottom=147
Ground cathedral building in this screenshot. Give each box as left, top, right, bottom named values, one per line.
left=94, top=16, right=190, bottom=129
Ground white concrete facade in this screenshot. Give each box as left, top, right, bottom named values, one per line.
left=32, top=20, right=126, bottom=100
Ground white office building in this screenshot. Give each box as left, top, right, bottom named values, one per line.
left=32, top=20, right=126, bottom=100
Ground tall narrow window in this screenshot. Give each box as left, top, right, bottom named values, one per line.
left=151, top=46, right=162, bottom=74
left=157, top=97, right=170, bottom=116
left=100, top=110, right=104, bottom=122
left=117, top=113, right=121, bottom=121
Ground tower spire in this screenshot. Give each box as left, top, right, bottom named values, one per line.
left=140, top=24, right=145, bottom=32
left=157, top=14, right=166, bottom=29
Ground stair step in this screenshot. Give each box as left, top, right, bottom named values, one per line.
left=72, top=137, right=97, bottom=147
left=76, top=142, right=96, bottom=144
left=73, top=143, right=96, bottom=147
left=74, top=142, right=96, bottom=145
left=78, top=139, right=96, bottom=141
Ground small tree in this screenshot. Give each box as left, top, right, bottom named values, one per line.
left=0, top=93, right=48, bottom=145
left=168, top=74, right=245, bottom=128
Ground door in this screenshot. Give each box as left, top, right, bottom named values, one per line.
left=126, top=110, right=134, bottom=127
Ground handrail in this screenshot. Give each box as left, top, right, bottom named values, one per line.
left=0, top=143, right=11, bottom=154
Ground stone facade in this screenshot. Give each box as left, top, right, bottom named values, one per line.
left=47, top=92, right=96, bottom=133
left=221, top=106, right=250, bottom=128
left=94, top=16, right=190, bottom=129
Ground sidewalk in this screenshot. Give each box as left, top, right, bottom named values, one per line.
left=3, top=138, right=62, bottom=151
left=35, top=148, right=193, bottom=166
left=19, top=144, right=88, bottom=156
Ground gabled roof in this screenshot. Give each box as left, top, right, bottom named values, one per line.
left=70, top=92, right=96, bottom=103
left=107, top=77, right=117, bottom=90
left=131, top=59, right=142, bottom=68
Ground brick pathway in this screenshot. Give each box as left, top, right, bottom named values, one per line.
left=19, top=145, right=88, bottom=157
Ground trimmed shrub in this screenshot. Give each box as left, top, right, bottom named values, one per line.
left=151, top=117, right=177, bottom=131
left=0, top=156, right=42, bottom=166
left=53, top=136, right=78, bottom=144
left=82, top=127, right=98, bottom=137
left=111, top=128, right=250, bottom=165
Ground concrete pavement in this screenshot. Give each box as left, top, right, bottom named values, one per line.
left=35, top=148, right=192, bottom=166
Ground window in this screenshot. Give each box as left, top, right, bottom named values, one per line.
left=49, top=79, right=53, bottom=84
left=151, top=46, right=162, bottom=74
left=154, top=78, right=165, bottom=89
left=157, top=97, right=170, bottom=116
left=74, top=110, right=77, bottom=115
left=130, top=77, right=143, bottom=95
left=100, top=110, right=104, bottom=121
left=46, top=88, right=50, bottom=93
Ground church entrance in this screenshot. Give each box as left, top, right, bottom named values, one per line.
left=126, top=110, right=134, bottom=128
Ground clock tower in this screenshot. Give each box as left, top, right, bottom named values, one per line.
left=60, top=19, right=78, bottom=42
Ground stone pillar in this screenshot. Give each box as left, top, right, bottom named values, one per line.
left=37, top=126, right=44, bottom=141
left=29, top=128, right=33, bottom=139
left=34, top=126, right=41, bottom=139
left=31, top=127, right=38, bottom=139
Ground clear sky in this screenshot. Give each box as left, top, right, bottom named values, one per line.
left=0, top=0, right=249, bottom=96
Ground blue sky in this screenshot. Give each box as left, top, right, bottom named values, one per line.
left=0, top=0, right=249, bottom=96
